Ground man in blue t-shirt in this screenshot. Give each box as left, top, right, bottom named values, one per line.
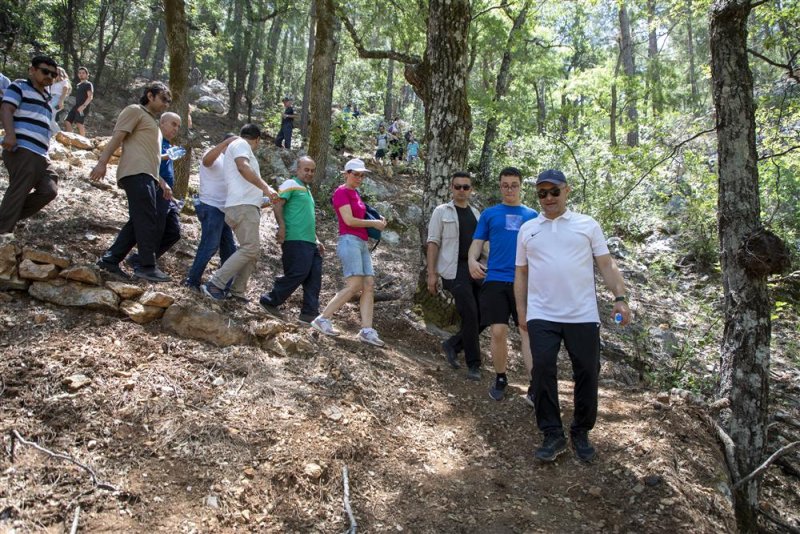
left=468, top=167, right=537, bottom=401
left=125, top=112, right=182, bottom=271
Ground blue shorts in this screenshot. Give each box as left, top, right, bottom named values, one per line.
left=337, top=234, right=374, bottom=278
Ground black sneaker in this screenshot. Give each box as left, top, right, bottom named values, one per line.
left=124, top=255, right=140, bottom=272
left=259, top=297, right=284, bottom=319
left=95, top=259, right=132, bottom=280
left=571, top=432, right=596, bottom=462
left=298, top=313, right=317, bottom=325
left=442, top=340, right=460, bottom=369
left=535, top=433, right=568, bottom=462
left=466, top=366, right=481, bottom=381
left=134, top=267, right=171, bottom=283
left=488, top=375, right=508, bottom=401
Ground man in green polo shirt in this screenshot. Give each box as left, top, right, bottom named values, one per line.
left=259, top=156, right=323, bottom=323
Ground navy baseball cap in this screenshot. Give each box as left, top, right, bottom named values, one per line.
left=536, top=169, right=567, bottom=186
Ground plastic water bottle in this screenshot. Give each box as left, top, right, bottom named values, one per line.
left=165, top=146, right=186, bottom=160
left=614, top=313, right=623, bottom=325
left=262, top=196, right=272, bottom=207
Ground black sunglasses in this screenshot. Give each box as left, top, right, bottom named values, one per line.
left=38, top=67, right=58, bottom=78
left=537, top=187, right=563, bottom=199
left=453, top=184, right=471, bottom=191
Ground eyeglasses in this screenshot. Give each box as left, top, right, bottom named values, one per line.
left=500, top=183, right=520, bottom=190
left=452, top=184, right=471, bottom=191
left=38, top=67, right=58, bottom=78
left=537, top=187, right=564, bottom=199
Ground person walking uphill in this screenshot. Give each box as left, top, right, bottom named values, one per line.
left=514, top=169, right=631, bottom=463
left=259, top=156, right=323, bottom=324
left=0, top=55, right=60, bottom=240
left=310, top=158, right=387, bottom=347
left=427, top=171, right=485, bottom=380
left=201, top=123, right=278, bottom=302
left=274, top=97, right=296, bottom=149
left=64, top=66, right=92, bottom=137
left=91, top=81, right=173, bottom=282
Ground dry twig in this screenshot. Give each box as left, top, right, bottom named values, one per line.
left=734, top=441, right=800, bottom=489
left=8, top=430, right=118, bottom=492
left=342, top=465, right=357, bottom=534
left=69, top=505, right=81, bottom=534
left=759, top=507, right=800, bottom=534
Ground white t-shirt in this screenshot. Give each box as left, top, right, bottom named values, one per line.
left=223, top=138, right=262, bottom=208
left=515, top=210, right=610, bottom=323
left=50, top=81, right=67, bottom=104
left=198, top=148, right=228, bottom=209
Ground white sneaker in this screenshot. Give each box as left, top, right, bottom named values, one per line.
left=310, top=316, right=340, bottom=336
left=0, top=233, right=15, bottom=244
left=358, top=328, right=385, bottom=347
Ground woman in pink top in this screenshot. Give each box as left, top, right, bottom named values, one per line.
left=311, top=158, right=387, bottom=346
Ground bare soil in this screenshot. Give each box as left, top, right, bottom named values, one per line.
left=1, top=105, right=798, bottom=533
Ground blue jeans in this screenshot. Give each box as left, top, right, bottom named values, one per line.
left=337, top=234, right=373, bottom=277
left=261, top=240, right=322, bottom=316
left=184, top=201, right=236, bottom=287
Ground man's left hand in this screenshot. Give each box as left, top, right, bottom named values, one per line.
left=160, top=181, right=173, bottom=200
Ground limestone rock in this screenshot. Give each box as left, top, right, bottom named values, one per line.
left=0, top=271, right=29, bottom=291
left=120, top=300, right=165, bottom=324
left=60, top=266, right=101, bottom=285
left=29, top=281, right=119, bottom=312
left=270, top=332, right=316, bottom=357
left=161, top=303, right=250, bottom=347
left=106, top=281, right=144, bottom=299
left=94, top=137, right=122, bottom=157
left=18, top=259, right=59, bottom=280
left=0, top=243, right=21, bottom=280
left=55, top=131, right=94, bottom=150
left=139, top=290, right=174, bottom=308
left=250, top=319, right=286, bottom=338
left=22, top=248, right=70, bottom=269
left=381, top=230, right=401, bottom=246
left=197, top=96, right=225, bottom=114
left=62, top=374, right=92, bottom=392
left=48, top=142, right=71, bottom=161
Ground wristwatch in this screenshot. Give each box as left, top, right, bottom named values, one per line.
left=614, top=295, right=627, bottom=303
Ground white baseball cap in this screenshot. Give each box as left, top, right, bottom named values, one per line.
left=344, top=158, right=370, bottom=173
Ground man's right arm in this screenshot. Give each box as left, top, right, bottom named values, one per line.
left=514, top=265, right=529, bottom=332
left=468, top=239, right=487, bottom=279
left=234, top=156, right=277, bottom=198
left=89, top=130, right=128, bottom=181
left=202, top=136, right=238, bottom=167
left=0, top=102, right=17, bottom=150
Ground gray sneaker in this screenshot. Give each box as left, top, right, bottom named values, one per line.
left=358, top=328, right=385, bottom=347
left=310, top=316, right=340, bottom=336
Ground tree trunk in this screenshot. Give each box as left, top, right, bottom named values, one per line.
left=687, top=0, right=699, bottom=107
left=138, top=3, right=160, bottom=66
left=261, top=16, right=283, bottom=97
left=301, top=0, right=317, bottom=139
left=245, top=20, right=265, bottom=122
left=308, top=0, right=338, bottom=193
left=619, top=2, right=639, bottom=146
left=610, top=50, right=621, bottom=147
left=226, top=0, right=245, bottom=120
left=164, top=0, right=192, bottom=200
left=93, top=0, right=128, bottom=94
left=710, top=0, right=771, bottom=531
left=151, top=19, right=167, bottom=80
left=384, top=58, right=395, bottom=121
left=647, top=0, right=663, bottom=116
left=274, top=29, right=291, bottom=103
left=477, top=1, right=529, bottom=184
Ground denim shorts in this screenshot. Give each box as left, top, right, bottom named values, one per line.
left=337, top=234, right=374, bottom=278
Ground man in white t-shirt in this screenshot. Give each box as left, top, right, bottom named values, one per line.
left=201, top=124, right=277, bottom=301
left=514, top=169, right=631, bottom=463
left=183, top=133, right=239, bottom=290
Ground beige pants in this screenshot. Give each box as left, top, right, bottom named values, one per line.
left=209, top=204, right=260, bottom=296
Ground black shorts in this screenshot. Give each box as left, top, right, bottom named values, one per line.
left=375, top=148, right=386, bottom=158
left=479, top=281, right=519, bottom=327
left=66, top=106, right=88, bottom=124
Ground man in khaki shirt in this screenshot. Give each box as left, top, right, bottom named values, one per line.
left=90, top=81, right=173, bottom=282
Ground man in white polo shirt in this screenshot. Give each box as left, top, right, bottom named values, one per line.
left=201, top=123, right=277, bottom=301
left=514, top=169, right=631, bottom=463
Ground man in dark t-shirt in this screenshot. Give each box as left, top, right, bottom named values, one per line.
left=65, top=66, right=93, bottom=136
left=275, top=96, right=297, bottom=149
left=426, top=171, right=485, bottom=379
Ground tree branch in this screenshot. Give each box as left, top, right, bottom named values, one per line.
left=759, top=144, right=800, bottom=161
left=472, top=1, right=508, bottom=21
left=734, top=441, right=800, bottom=489
left=337, top=12, right=422, bottom=65
left=615, top=127, right=717, bottom=205
left=747, top=48, right=800, bottom=82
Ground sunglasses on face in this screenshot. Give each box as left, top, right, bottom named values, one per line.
left=38, top=67, right=58, bottom=78
left=537, top=187, right=563, bottom=199
left=452, top=184, right=471, bottom=191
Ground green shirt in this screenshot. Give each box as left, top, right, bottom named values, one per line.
left=278, top=177, right=316, bottom=243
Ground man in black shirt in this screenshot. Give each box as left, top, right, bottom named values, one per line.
left=426, top=172, right=485, bottom=380
left=65, top=66, right=93, bottom=137
left=275, top=96, right=297, bottom=149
